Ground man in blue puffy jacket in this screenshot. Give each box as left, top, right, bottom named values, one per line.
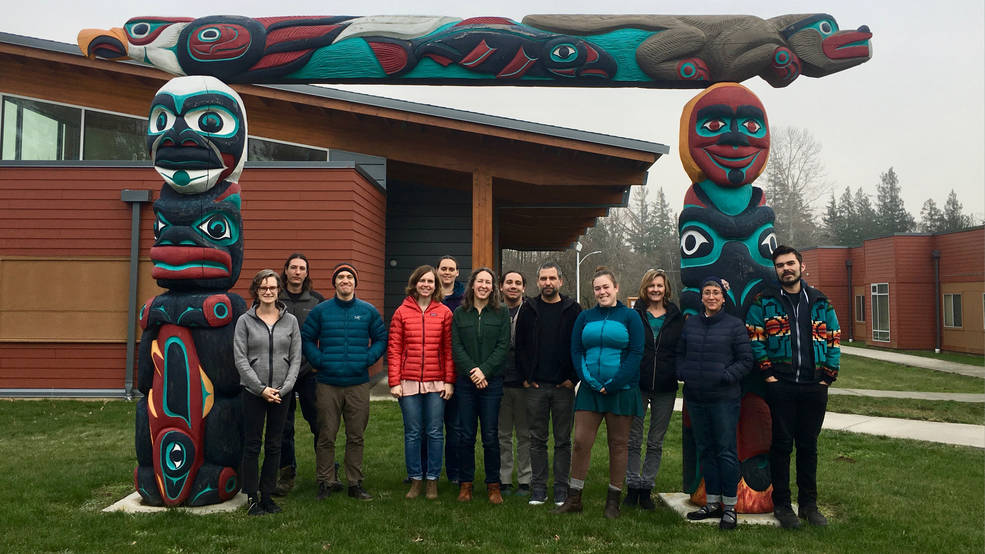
left=302, top=263, right=387, bottom=501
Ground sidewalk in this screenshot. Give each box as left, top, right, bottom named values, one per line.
left=823, top=411, right=984, bottom=448
left=841, top=345, right=984, bottom=378
left=829, top=388, right=984, bottom=403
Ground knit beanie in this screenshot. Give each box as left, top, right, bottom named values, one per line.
left=332, top=263, right=358, bottom=288
left=700, top=276, right=724, bottom=291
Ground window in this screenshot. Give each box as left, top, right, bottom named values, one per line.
left=871, top=283, right=890, bottom=342
left=855, top=295, right=865, bottom=322
left=2, top=96, right=81, bottom=160
left=248, top=137, right=328, bottom=161
left=943, top=294, right=962, bottom=328
left=83, top=110, right=149, bottom=161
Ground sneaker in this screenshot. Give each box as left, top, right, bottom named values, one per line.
left=719, top=507, right=737, bottom=530
left=553, top=488, right=567, bottom=507
left=799, top=506, right=828, bottom=526
left=261, top=496, right=282, bottom=514
left=515, top=484, right=531, bottom=497
left=500, top=484, right=513, bottom=496
left=246, top=496, right=265, bottom=516
left=528, top=489, right=547, bottom=506
left=687, top=504, right=724, bottom=520
left=348, top=483, right=373, bottom=501
left=774, top=505, right=801, bottom=529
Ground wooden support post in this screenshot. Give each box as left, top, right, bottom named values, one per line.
left=472, top=170, right=494, bottom=269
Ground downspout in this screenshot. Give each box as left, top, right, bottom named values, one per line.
left=845, top=258, right=854, bottom=342
left=121, top=189, right=152, bottom=400
left=932, top=250, right=941, bottom=353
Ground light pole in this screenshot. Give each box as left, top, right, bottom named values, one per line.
left=575, top=241, right=602, bottom=304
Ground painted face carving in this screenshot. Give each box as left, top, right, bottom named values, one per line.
left=680, top=83, right=770, bottom=188
left=148, top=76, right=247, bottom=194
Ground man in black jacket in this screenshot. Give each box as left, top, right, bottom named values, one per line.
left=273, top=253, right=325, bottom=496
left=515, top=262, right=581, bottom=506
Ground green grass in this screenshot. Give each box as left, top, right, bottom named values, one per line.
left=0, top=399, right=982, bottom=553
left=827, top=395, right=985, bottom=425
left=834, top=355, right=984, bottom=393
left=846, top=342, right=984, bottom=366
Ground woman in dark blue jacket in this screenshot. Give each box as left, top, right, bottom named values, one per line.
left=624, top=269, right=684, bottom=510
left=676, top=277, right=752, bottom=530
left=554, top=267, right=643, bottom=519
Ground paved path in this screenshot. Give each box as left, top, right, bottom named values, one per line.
left=823, top=412, right=984, bottom=448
left=829, top=388, right=984, bottom=403
left=841, top=345, right=984, bottom=378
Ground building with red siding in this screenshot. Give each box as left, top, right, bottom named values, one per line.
left=801, top=227, right=984, bottom=355
left=0, top=33, right=668, bottom=396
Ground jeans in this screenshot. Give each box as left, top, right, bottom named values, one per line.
left=626, top=390, right=676, bottom=489
left=399, top=392, right=446, bottom=481
left=767, top=380, right=828, bottom=508
left=241, top=390, right=290, bottom=498
left=526, top=383, right=574, bottom=494
left=498, top=385, right=531, bottom=486
left=315, top=382, right=370, bottom=485
left=457, top=376, right=503, bottom=484
left=687, top=398, right=741, bottom=504
left=279, top=370, right=319, bottom=470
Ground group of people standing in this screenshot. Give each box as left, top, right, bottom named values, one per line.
left=231, top=246, right=840, bottom=532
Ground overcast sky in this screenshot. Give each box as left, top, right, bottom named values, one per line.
left=5, top=0, right=984, bottom=221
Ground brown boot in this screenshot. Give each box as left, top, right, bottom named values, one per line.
left=603, top=488, right=621, bottom=519
left=406, top=479, right=423, bottom=499
left=487, top=483, right=503, bottom=505
left=425, top=479, right=439, bottom=500
left=551, top=487, right=583, bottom=514
left=457, top=482, right=473, bottom=502
left=272, top=466, right=295, bottom=497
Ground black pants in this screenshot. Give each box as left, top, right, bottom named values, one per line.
left=766, top=380, right=828, bottom=509
left=242, top=390, right=290, bottom=498
left=279, top=371, right=319, bottom=469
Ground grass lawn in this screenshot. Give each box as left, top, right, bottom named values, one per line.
left=846, top=342, right=984, bottom=366
left=1, top=399, right=982, bottom=553
left=834, top=355, right=984, bottom=393
left=827, top=395, right=985, bottom=425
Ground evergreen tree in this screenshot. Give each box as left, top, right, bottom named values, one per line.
left=941, top=189, right=973, bottom=232
left=836, top=186, right=859, bottom=245
left=874, top=167, right=915, bottom=234
left=821, top=193, right=842, bottom=244
left=854, top=187, right=879, bottom=241
left=919, top=198, right=945, bottom=232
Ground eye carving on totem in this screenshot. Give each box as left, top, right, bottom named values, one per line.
left=194, top=212, right=238, bottom=245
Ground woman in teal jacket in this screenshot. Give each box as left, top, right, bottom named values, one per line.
left=555, top=267, right=644, bottom=519
left=451, top=267, right=511, bottom=504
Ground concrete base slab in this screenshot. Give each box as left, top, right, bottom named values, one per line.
left=658, top=492, right=789, bottom=526
left=103, top=491, right=247, bottom=514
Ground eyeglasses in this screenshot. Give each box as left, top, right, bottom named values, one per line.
left=259, top=286, right=278, bottom=292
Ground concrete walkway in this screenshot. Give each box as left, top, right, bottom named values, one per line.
left=829, top=388, right=985, bottom=403
left=823, top=411, right=984, bottom=448
left=841, top=345, right=985, bottom=378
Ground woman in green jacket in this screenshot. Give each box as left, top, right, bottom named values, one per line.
left=451, top=267, right=511, bottom=504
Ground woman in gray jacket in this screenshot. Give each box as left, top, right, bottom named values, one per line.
left=234, top=269, right=301, bottom=515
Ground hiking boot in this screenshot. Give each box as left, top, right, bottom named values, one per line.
left=487, top=483, right=503, bottom=505
left=261, top=495, right=282, bottom=514
left=457, top=482, right=473, bottom=502
left=425, top=479, right=439, bottom=500
left=515, top=484, right=531, bottom=497
left=272, top=466, right=295, bottom=497
left=774, top=505, right=801, bottom=529
left=348, top=482, right=373, bottom=501
left=719, top=506, right=737, bottom=530
left=528, top=488, right=547, bottom=505
left=406, top=479, right=423, bottom=499
left=603, top=488, right=621, bottom=519
left=799, top=506, right=829, bottom=526
left=316, top=481, right=334, bottom=500
left=638, top=488, right=656, bottom=511
left=623, top=487, right=640, bottom=507
left=551, top=488, right=583, bottom=514
left=246, top=495, right=265, bottom=516
left=687, top=503, right=724, bottom=520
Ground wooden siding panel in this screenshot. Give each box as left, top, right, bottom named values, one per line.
left=0, top=343, right=128, bottom=389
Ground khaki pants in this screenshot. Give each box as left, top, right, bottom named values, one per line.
left=316, top=382, right=370, bottom=485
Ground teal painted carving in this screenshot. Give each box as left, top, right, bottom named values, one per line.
left=78, top=14, right=871, bottom=88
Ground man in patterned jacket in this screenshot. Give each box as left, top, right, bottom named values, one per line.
left=745, top=245, right=840, bottom=529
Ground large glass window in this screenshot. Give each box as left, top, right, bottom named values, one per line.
left=1, top=97, right=81, bottom=160
left=871, top=283, right=890, bottom=342
left=943, top=293, right=962, bottom=328
left=248, top=137, right=328, bottom=162
left=83, top=110, right=150, bottom=161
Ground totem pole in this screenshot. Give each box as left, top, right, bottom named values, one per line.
left=134, top=76, right=248, bottom=506
left=677, top=82, right=776, bottom=513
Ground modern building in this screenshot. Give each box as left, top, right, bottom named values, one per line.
left=0, top=32, right=668, bottom=396
left=802, top=227, right=985, bottom=355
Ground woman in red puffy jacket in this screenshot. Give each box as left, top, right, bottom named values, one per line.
left=388, top=265, right=454, bottom=500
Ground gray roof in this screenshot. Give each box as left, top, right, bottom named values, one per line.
left=0, top=32, right=669, bottom=156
